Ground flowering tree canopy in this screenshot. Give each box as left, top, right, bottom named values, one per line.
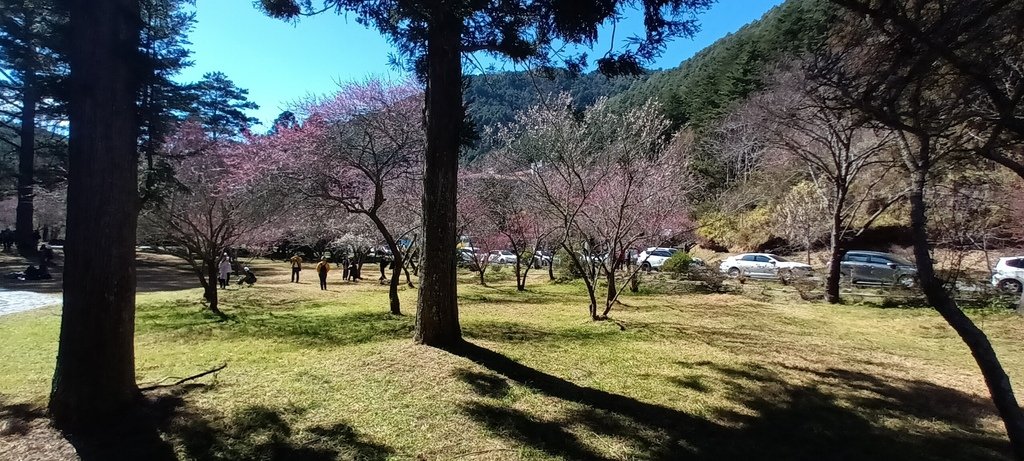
left=238, top=78, right=424, bottom=315
left=496, top=95, right=693, bottom=319
left=139, top=123, right=291, bottom=318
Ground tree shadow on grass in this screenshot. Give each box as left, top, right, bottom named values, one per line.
left=0, top=392, right=179, bottom=461
left=167, top=401, right=393, bottom=461
left=462, top=320, right=619, bottom=344
left=3, top=384, right=395, bottom=461
left=452, top=342, right=1011, bottom=461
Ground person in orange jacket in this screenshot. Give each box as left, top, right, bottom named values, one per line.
left=316, top=256, right=330, bottom=290
left=289, top=254, right=303, bottom=283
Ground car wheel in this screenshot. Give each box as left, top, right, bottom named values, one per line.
left=641, top=262, right=652, bottom=272
left=727, top=267, right=740, bottom=278
left=897, top=274, right=916, bottom=288
left=778, top=269, right=793, bottom=282
left=998, top=279, right=1023, bottom=293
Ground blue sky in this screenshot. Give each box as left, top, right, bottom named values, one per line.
left=179, top=0, right=785, bottom=125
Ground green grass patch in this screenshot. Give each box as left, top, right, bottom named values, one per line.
left=2, top=266, right=1022, bottom=460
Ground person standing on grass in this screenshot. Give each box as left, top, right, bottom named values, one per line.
left=289, top=253, right=303, bottom=283
left=218, top=256, right=232, bottom=289
left=341, top=254, right=350, bottom=281
left=316, top=256, right=330, bottom=290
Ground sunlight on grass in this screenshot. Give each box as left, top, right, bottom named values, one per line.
left=2, top=262, right=1022, bottom=460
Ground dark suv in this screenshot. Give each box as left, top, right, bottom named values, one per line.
left=839, top=251, right=918, bottom=287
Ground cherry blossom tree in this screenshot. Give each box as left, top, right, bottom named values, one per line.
left=456, top=179, right=503, bottom=286
left=139, top=124, right=289, bottom=319
left=462, top=173, right=553, bottom=291
left=242, top=78, right=424, bottom=315
left=496, top=96, right=693, bottom=319
left=749, top=67, right=902, bottom=303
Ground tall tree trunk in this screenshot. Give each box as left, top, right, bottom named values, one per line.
left=50, top=0, right=142, bottom=431
left=477, top=264, right=486, bottom=286
left=414, top=9, right=462, bottom=348
left=368, top=214, right=402, bottom=315
left=548, top=255, right=555, bottom=281
left=16, top=76, right=38, bottom=256
left=907, top=160, right=1024, bottom=459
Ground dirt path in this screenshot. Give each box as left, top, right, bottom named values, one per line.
left=0, top=250, right=200, bottom=316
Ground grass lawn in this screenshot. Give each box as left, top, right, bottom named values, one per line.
left=2, top=259, right=1023, bottom=460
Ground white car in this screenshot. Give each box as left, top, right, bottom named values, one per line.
left=719, top=253, right=812, bottom=279
left=992, top=256, right=1024, bottom=293
left=636, top=247, right=678, bottom=270
left=488, top=250, right=518, bottom=264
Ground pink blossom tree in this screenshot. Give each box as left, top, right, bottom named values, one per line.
left=496, top=95, right=693, bottom=319
left=240, top=78, right=423, bottom=315
left=457, top=178, right=504, bottom=286
left=462, top=172, right=553, bottom=291
left=139, top=124, right=290, bottom=319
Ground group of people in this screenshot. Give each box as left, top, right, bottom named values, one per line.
left=5, top=243, right=56, bottom=281
left=289, top=254, right=364, bottom=291
left=0, top=228, right=13, bottom=251
left=217, top=253, right=256, bottom=289
left=0, top=228, right=42, bottom=252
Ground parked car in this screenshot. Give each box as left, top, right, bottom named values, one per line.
left=637, top=247, right=678, bottom=271
left=532, top=250, right=553, bottom=269
left=719, top=253, right=813, bottom=279
left=991, top=256, right=1024, bottom=293
left=838, top=250, right=917, bottom=287
left=488, top=250, right=518, bottom=264
left=457, top=248, right=478, bottom=268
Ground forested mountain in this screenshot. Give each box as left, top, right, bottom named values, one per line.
left=463, top=70, right=641, bottom=159
left=610, top=0, right=835, bottom=129
left=464, top=0, right=834, bottom=142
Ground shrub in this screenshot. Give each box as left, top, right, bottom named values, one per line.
left=662, top=251, right=695, bottom=273
left=697, top=207, right=775, bottom=251
left=554, top=249, right=584, bottom=282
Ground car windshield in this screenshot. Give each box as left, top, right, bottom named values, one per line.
left=768, top=255, right=789, bottom=262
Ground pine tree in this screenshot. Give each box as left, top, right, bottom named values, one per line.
left=259, top=0, right=714, bottom=348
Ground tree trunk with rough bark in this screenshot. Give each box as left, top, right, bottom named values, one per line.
left=50, top=0, right=142, bottom=431
left=414, top=9, right=462, bottom=348
left=825, top=188, right=848, bottom=304
left=368, top=215, right=403, bottom=315
left=906, top=157, right=1024, bottom=459
left=825, top=225, right=844, bottom=304
left=601, top=267, right=617, bottom=318
left=201, top=259, right=226, bottom=319
left=16, top=75, right=38, bottom=256
left=562, top=243, right=599, bottom=319
left=515, top=258, right=528, bottom=291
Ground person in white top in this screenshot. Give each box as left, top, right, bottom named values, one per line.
left=218, top=255, right=232, bottom=289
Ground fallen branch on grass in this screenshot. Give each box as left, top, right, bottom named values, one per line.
left=139, top=363, right=227, bottom=391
